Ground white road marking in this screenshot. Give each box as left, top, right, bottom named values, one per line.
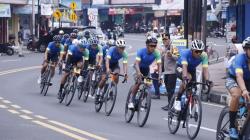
left=11, top=105, right=22, bottom=109
left=0, top=105, right=8, bottom=108
left=19, top=115, right=33, bottom=120
left=8, top=109, right=20, bottom=114
left=35, top=115, right=48, bottom=120
left=1, top=59, right=21, bottom=63
left=163, top=117, right=216, bottom=133
left=0, top=66, right=41, bottom=76
left=202, top=102, right=225, bottom=108
left=2, top=100, right=12, bottom=104
left=0, top=97, right=4, bottom=100
left=21, top=109, right=33, bottom=114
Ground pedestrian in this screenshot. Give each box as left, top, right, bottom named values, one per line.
left=161, top=33, right=178, bottom=111
left=18, top=26, right=24, bottom=57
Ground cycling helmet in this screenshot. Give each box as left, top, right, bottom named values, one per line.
left=80, top=39, right=89, bottom=49
left=63, top=33, right=69, bottom=39
left=72, top=39, right=79, bottom=46
left=77, top=32, right=84, bottom=39
left=146, top=36, right=158, bottom=44
left=70, top=33, right=77, bottom=39
left=242, top=37, right=250, bottom=49
left=59, top=30, right=64, bottom=35
left=53, top=35, right=61, bottom=42
left=116, top=39, right=126, bottom=48
left=73, top=29, right=79, bottom=33
left=107, top=39, right=115, bottom=46
left=89, top=37, right=99, bottom=45
left=84, top=31, right=90, bottom=38
left=191, top=40, right=205, bottom=51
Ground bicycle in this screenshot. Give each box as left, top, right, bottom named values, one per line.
left=58, top=65, right=81, bottom=106
left=95, top=72, right=126, bottom=115
left=40, top=61, right=54, bottom=96
left=125, top=76, right=159, bottom=127
left=80, top=65, right=101, bottom=102
left=216, top=95, right=250, bottom=140
left=167, top=81, right=211, bottom=140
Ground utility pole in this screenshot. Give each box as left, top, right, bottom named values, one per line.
left=184, top=0, right=189, bottom=47
left=202, top=0, right=207, bottom=48
left=38, top=0, right=41, bottom=39
left=32, top=0, right=35, bottom=42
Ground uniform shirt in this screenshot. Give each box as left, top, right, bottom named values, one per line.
left=46, top=42, right=64, bottom=56
left=102, top=45, right=110, bottom=60
left=136, top=48, right=161, bottom=68
left=228, top=53, right=250, bottom=80
left=68, top=45, right=89, bottom=62
left=177, top=49, right=208, bottom=72
left=86, top=44, right=103, bottom=60
left=64, top=38, right=72, bottom=47
left=106, top=46, right=128, bottom=64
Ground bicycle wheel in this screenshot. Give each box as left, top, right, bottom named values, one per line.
left=168, top=96, right=181, bottom=134
left=95, top=84, right=107, bottom=113
left=59, top=82, right=69, bottom=103
left=43, top=71, right=52, bottom=96
left=125, top=86, right=135, bottom=123
left=77, top=81, right=84, bottom=100
left=137, top=89, right=151, bottom=127
left=186, top=95, right=202, bottom=140
left=40, top=70, right=49, bottom=94
left=216, top=106, right=230, bottom=140
left=83, top=73, right=91, bottom=102
left=242, top=120, right=250, bottom=140
left=64, top=76, right=76, bottom=106
left=105, top=83, right=117, bottom=116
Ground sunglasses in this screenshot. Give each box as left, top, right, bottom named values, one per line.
left=194, top=50, right=203, bottom=54
left=149, top=44, right=157, bottom=48
left=162, top=38, right=169, bottom=40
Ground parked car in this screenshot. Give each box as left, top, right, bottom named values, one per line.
left=29, top=26, right=96, bottom=53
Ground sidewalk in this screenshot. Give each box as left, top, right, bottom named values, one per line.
left=207, top=61, right=229, bottom=105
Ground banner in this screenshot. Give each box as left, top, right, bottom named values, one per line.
left=60, top=0, right=81, bottom=10
left=41, top=4, right=53, bottom=16
left=153, top=0, right=184, bottom=10
left=110, top=0, right=155, bottom=5
left=0, top=4, right=11, bottom=17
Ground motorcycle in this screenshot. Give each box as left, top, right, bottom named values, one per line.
left=0, top=43, right=14, bottom=56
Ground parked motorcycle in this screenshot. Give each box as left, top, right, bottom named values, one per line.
left=0, top=43, right=14, bottom=56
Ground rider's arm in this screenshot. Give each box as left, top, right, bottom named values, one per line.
left=135, top=50, right=142, bottom=74
left=59, top=45, right=64, bottom=62
left=122, top=51, right=128, bottom=75
left=105, top=57, right=110, bottom=72
left=201, top=52, right=209, bottom=81
left=97, top=45, right=103, bottom=66
left=154, top=50, right=162, bottom=77
left=44, top=49, right=49, bottom=61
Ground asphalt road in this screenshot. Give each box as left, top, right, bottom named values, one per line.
left=0, top=34, right=227, bottom=140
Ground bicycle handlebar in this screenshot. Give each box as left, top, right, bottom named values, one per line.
left=109, top=72, right=127, bottom=83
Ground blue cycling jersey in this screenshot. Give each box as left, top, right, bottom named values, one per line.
left=61, top=37, right=67, bottom=45
left=106, top=47, right=128, bottom=64
left=64, top=38, right=72, bottom=47
left=228, top=53, right=250, bottom=80
left=68, top=45, right=89, bottom=62
left=46, top=42, right=63, bottom=56
left=102, top=45, right=110, bottom=60
left=177, top=49, right=208, bottom=72
left=136, top=48, right=161, bottom=68
left=86, top=45, right=103, bottom=60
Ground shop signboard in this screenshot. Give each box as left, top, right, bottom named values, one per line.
left=110, top=0, right=155, bottom=5
left=0, top=4, right=11, bottom=17
left=153, top=0, right=184, bottom=10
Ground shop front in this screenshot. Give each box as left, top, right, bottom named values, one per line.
left=0, top=4, right=11, bottom=43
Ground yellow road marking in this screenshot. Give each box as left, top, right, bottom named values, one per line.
left=49, top=120, right=108, bottom=140
left=8, top=109, right=20, bottom=114
left=0, top=105, right=8, bottom=108
left=11, top=105, right=21, bottom=109
left=33, top=120, right=88, bottom=140
left=2, top=100, right=11, bottom=104
left=19, top=115, right=33, bottom=120
left=21, top=109, right=33, bottom=114
left=35, top=115, right=48, bottom=120
left=0, top=66, right=41, bottom=76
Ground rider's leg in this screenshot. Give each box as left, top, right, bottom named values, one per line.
left=41, top=61, right=48, bottom=75
left=112, top=67, right=120, bottom=84
left=229, top=87, right=241, bottom=129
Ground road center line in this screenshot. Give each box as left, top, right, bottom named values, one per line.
left=202, top=102, right=225, bottom=108
left=19, top=115, right=33, bottom=120
left=33, top=120, right=88, bottom=140
left=21, top=109, right=33, bottom=114
left=11, top=105, right=22, bottom=109
left=8, top=109, right=20, bottom=114
left=49, top=120, right=108, bottom=140
left=0, top=66, right=41, bottom=76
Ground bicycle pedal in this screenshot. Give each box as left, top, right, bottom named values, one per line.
left=49, top=83, right=53, bottom=86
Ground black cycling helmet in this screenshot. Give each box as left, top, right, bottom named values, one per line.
left=53, top=35, right=61, bottom=42
left=63, top=33, right=70, bottom=39
left=84, top=31, right=90, bottom=38
left=146, top=36, right=158, bottom=44
left=243, top=37, right=250, bottom=49
left=70, top=33, right=77, bottom=39
left=73, top=29, right=79, bottom=33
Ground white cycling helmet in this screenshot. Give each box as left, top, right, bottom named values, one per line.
left=191, top=40, right=205, bottom=51
left=72, top=39, right=80, bottom=46
left=116, top=39, right=126, bottom=48
left=59, top=30, right=64, bottom=35
left=242, top=37, right=250, bottom=49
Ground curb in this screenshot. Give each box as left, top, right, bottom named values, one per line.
left=202, top=90, right=229, bottom=105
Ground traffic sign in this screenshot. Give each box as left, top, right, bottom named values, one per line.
left=69, top=12, right=77, bottom=21
left=70, top=2, right=77, bottom=10
left=53, top=9, right=62, bottom=20
left=88, top=14, right=95, bottom=21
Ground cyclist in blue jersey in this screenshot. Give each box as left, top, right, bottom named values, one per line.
left=226, top=37, right=250, bottom=139
left=173, top=40, right=210, bottom=111
left=95, top=39, right=128, bottom=104
left=37, top=35, right=64, bottom=84
left=64, top=33, right=77, bottom=51
left=86, top=37, right=103, bottom=67
left=128, top=36, right=162, bottom=109
left=61, top=34, right=69, bottom=45
left=57, top=40, right=89, bottom=99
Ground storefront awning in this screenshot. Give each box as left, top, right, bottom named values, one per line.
left=0, top=4, right=11, bottom=17
left=13, top=5, right=38, bottom=14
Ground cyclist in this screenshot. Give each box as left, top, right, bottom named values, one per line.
left=95, top=39, right=128, bottom=104
left=86, top=37, right=103, bottom=66
left=77, top=31, right=84, bottom=40
left=84, top=30, right=91, bottom=40
left=61, top=33, right=69, bottom=45
left=173, top=40, right=210, bottom=111
left=57, top=40, right=89, bottom=99
left=64, top=33, right=77, bottom=51
left=128, top=36, right=162, bottom=109
left=37, top=35, right=64, bottom=84
left=73, top=29, right=79, bottom=34
left=226, top=37, right=250, bottom=139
